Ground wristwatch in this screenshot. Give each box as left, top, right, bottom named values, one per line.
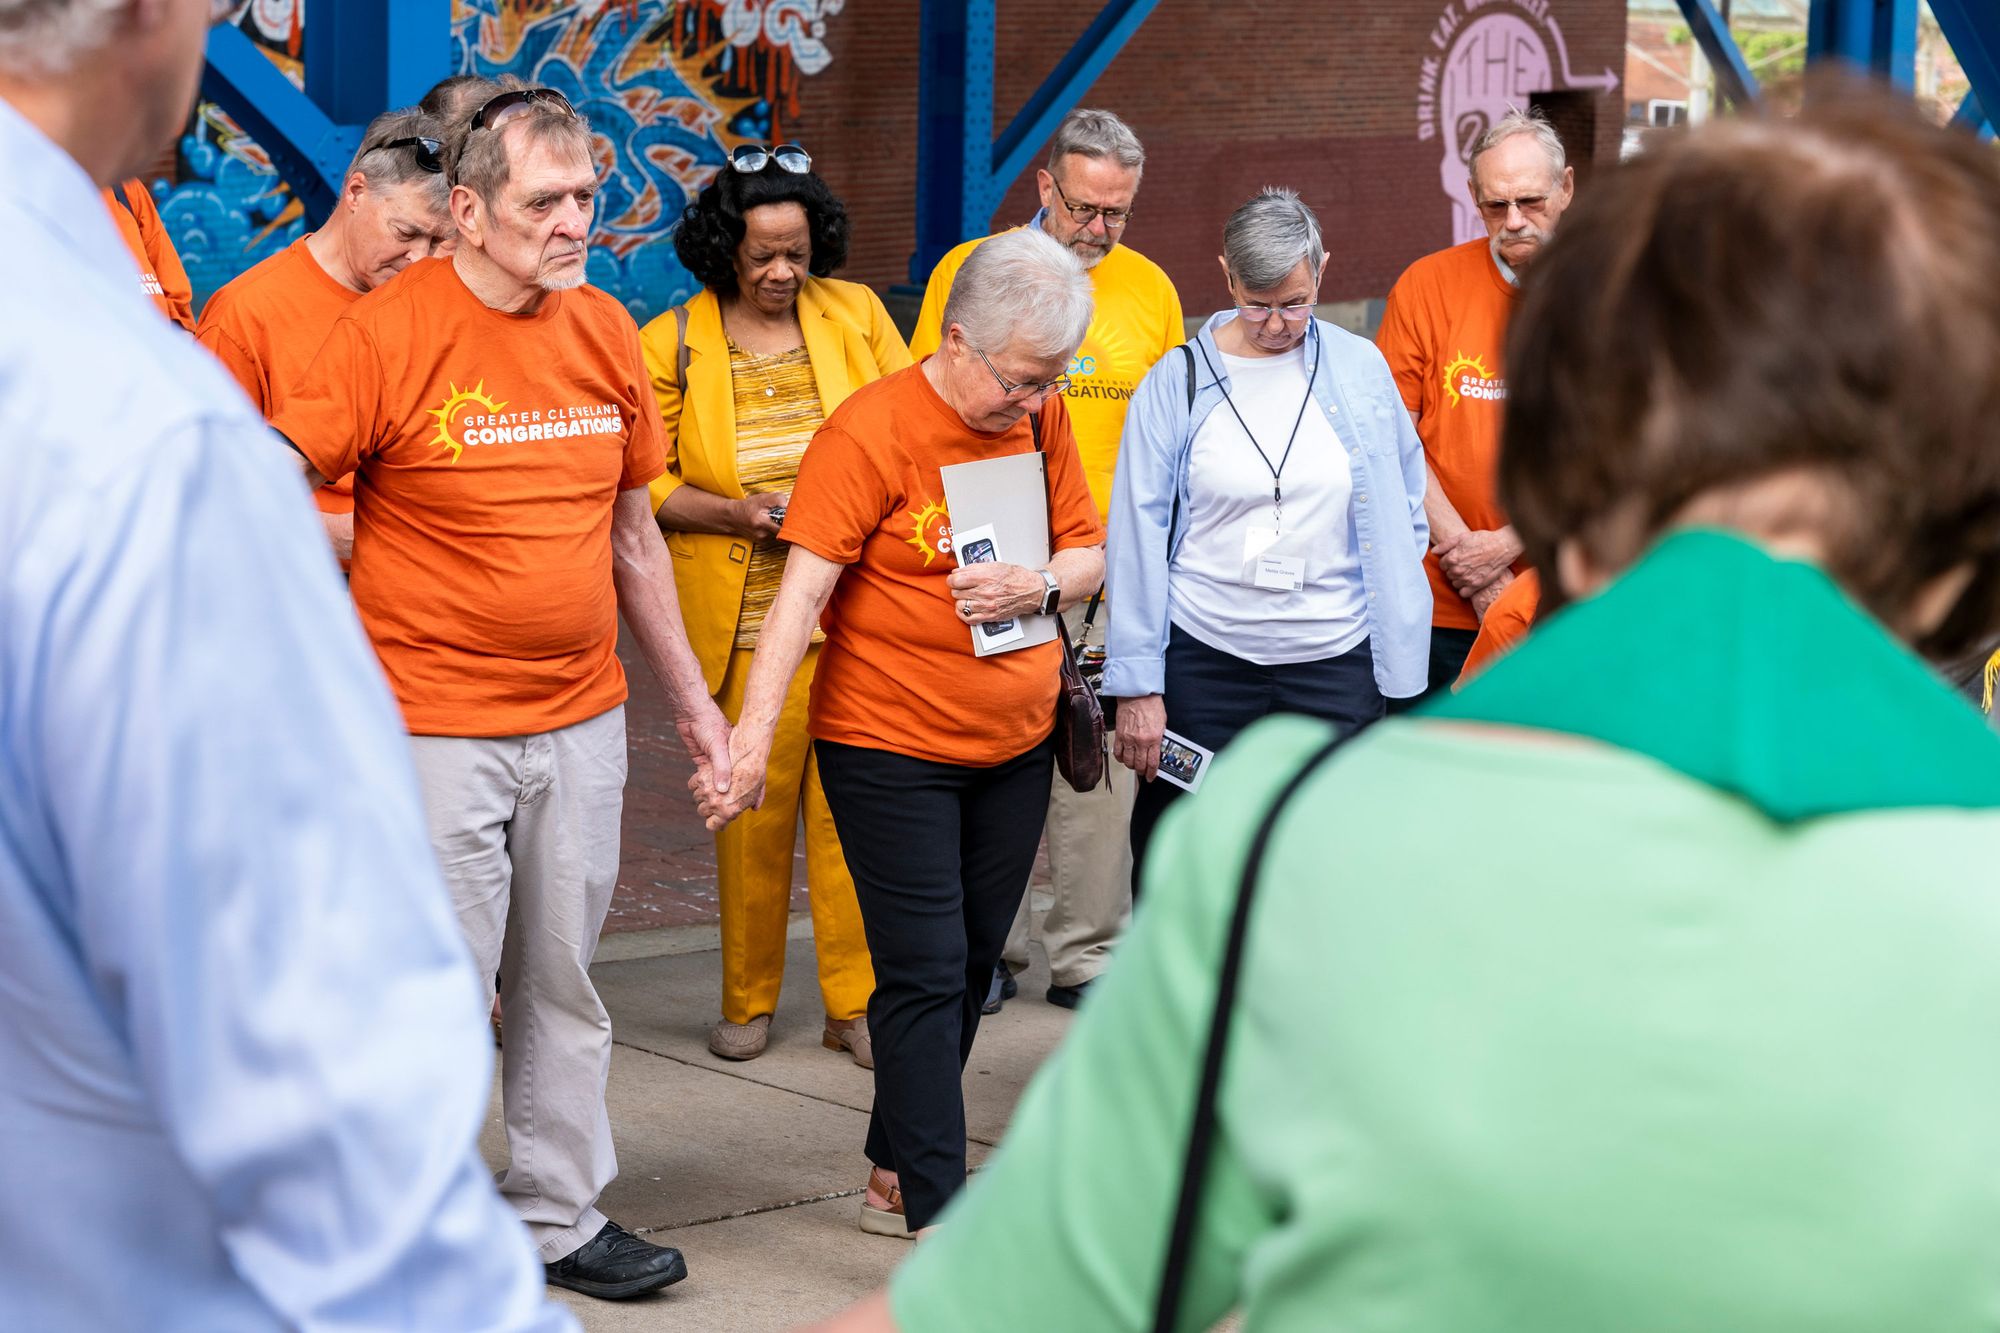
left=1037, top=569, right=1061, bottom=617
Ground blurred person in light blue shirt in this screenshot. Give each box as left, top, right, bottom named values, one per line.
left=0, top=2, right=572, bottom=1329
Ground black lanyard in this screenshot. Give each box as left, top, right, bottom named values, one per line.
left=1195, top=322, right=1321, bottom=517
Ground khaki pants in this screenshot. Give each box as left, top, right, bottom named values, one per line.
left=408, top=705, right=627, bottom=1263
left=1002, top=601, right=1134, bottom=987
left=714, top=642, right=874, bottom=1025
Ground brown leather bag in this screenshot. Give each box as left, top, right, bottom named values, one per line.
left=1030, top=413, right=1107, bottom=792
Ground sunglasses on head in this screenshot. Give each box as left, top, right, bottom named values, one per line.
left=381, top=136, right=444, bottom=174
left=729, top=143, right=812, bottom=175
left=469, top=87, right=578, bottom=134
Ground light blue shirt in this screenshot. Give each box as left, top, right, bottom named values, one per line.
left=0, top=99, right=574, bottom=1332
left=1103, top=313, right=1433, bottom=699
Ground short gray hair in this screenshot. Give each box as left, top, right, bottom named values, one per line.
left=0, top=0, right=126, bottom=77
left=1470, top=107, right=1567, bottom=187
left=942, top=227, right=1093, bottom=361
left=349, top=108, right=450, bottom=209
left=1045, top=107, right=1145, bottom=178
left=451, top=100, right=594, bottom=204
left=1222, top=188, right=1324, bottom=291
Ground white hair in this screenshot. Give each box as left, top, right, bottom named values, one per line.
left=1223, top=187, right=1324, bottom=291
left=1046, top=107, right=1145, bottom=179
left=0, top=0, right=129, bottom=78
left=942, top=227, right=1093, bottom=362
left=1470, top=107, right=1568, bottom=187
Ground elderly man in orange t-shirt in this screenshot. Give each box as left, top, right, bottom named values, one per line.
left=199, top=104, right=456, bottom=563
left=272, top=89, right=730, bottom=1304
left=1376, top=107, right=1575, bottom=698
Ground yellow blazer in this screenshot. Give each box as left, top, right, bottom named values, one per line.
left=640, top=275, right=913, bottom=693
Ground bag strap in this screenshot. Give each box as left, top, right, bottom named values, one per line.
left=1150, top=730, right=1351, bottom=1333
left=670, top=303, right=691, bottom=392
left=111, top=179, right=133, bottom=214
left=1181, top=341, right=1197, bottom=412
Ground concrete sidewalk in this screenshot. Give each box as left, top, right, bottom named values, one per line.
left=483, top=922, right=1075, bottom=1332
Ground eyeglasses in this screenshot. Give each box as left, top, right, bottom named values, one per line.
left=381, top=136, right=445, bottom=175
left=730, top=143, right=813, bottom=175
left=1476, top=194, right=1552, bottom=220
left=1049, top=177, right=1133, bottom=230
left=972, top=346, right=1070, bottom=402
left=468, top=87, right=578, bottom=134
left=1234, top=301, right=1315, bottom=324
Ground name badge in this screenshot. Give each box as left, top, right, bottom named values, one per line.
left=1252, top=553, right=1306, bottom=592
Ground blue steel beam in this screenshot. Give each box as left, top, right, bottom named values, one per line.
left=1674, top=0, right=1760, bottom=106
left=200, top=24, right=355, bottom=224
left=911, top=0, right=1160, bottom=284
left=1808, top=0, right=1919, bottom=88
left=1951, top=90, right=1993, bottom=139
left=202, top=2, right=451, bottom=229
left=1932, top=0, right=2000, bottom=145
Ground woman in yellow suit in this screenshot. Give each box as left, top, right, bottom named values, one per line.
left=642, top=145, right=910, bottom=1066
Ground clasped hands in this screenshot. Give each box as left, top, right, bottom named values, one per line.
left=1433, top=527, right=1522, bottom=619
left=946, top=561, right=1043, bottom=625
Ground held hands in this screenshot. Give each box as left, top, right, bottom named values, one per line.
left=1112, top=694, right=1167, bottom=781
left=677, top=699, right=735, bottom=800
left=947, top=562, right=1042, bottom=625
left=733, top=491, right=789, bottom=541
left=1434, top=527, right=1522, bottom=598
left=690, top=721, right=772, bottom=832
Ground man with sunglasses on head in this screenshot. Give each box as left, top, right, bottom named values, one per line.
left=198, top=105, right=455, bottom=564
left=271, top=84, right=732, bottom=1303
left=1376, top=107, right=1575, bottom=698
left=912, top=106, right=1183, bottom=1016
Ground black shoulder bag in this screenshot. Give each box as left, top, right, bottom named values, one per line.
left=1150, top=730, right=1349, bottom=1332
left=1029, top=411, right=1108, bottom=792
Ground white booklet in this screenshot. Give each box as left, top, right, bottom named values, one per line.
left=940, top=450, right=1058, bottom=658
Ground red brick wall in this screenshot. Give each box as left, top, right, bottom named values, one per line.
left=800, top=0, right=1627, bottom=307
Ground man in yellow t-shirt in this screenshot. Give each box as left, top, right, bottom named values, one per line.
left=912, top=108, right=1184, bottom=1011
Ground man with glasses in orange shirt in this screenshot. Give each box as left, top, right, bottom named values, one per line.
left=913, top=108, right=1183, bottom=1014
left=1376, top=108, right=1575, bottom=697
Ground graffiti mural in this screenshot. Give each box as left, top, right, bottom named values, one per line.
left=1415, top=0, right=1618, bottom=243
left=160, top=0, right=846, bottom=319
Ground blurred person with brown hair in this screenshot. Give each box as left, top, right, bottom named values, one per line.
left=814, top=85, right=2000, bottom=1333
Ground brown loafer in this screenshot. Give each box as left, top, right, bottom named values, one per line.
left=708, top=1014, right=771, bottom=1060
left=859, top=1166, right=909, bottom=1238
left=822, top=1015, right=873, bottom=1069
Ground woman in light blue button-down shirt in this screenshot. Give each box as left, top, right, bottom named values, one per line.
left=1102, top=189, right=1432, bottom=881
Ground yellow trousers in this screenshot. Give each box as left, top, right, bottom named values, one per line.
left=715, top=642, right=874, bottom=1024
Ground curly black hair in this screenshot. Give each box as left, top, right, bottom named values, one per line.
left=673, top=161, right=851, bottom=296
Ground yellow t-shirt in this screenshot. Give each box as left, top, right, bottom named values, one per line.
left=911, top=227, right=1185, bottom=521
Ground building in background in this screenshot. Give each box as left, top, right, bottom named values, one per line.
left=149, top=0, right=1630, bottom=325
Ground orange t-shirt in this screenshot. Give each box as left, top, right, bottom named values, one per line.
left=1456, top=569, right=1541, bottom=686
left=781, top=363, right=1105, bottom=767
left=196, top=235, right=360, bottom=515
left=104, top=180, right=195, bottom=332
left=271, top=258, right=668, bottom=737
left=1376, top=236, right=1519, bottom=631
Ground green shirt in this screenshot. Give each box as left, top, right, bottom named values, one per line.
left=892, top=531, right=2000, bottom=1331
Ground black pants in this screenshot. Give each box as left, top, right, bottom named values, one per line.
left=1130, top=627, right=1385, bottom=892
left=815, top=734, right=1055, bottom=1230
left=1389, top=625, right=1478, bottom=713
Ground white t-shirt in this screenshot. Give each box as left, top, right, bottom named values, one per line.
left=1166, top=339, right=1369, bottom=665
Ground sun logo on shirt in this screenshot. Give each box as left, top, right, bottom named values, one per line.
left=427, top=381, right=507, bottom=463
left=1441, top=352, right=1504, bottom=409
left=905, top=498, right=952, bottom=565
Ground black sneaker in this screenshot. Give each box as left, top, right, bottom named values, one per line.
left=980, top=962, right=1019, bottom=1015
left=1046, top=978, right=1093, bottom=1010
left=545, top=1220, right=688, bottom=1300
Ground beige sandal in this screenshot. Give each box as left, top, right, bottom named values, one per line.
left=859, top=1166, right=910, bottom=1238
